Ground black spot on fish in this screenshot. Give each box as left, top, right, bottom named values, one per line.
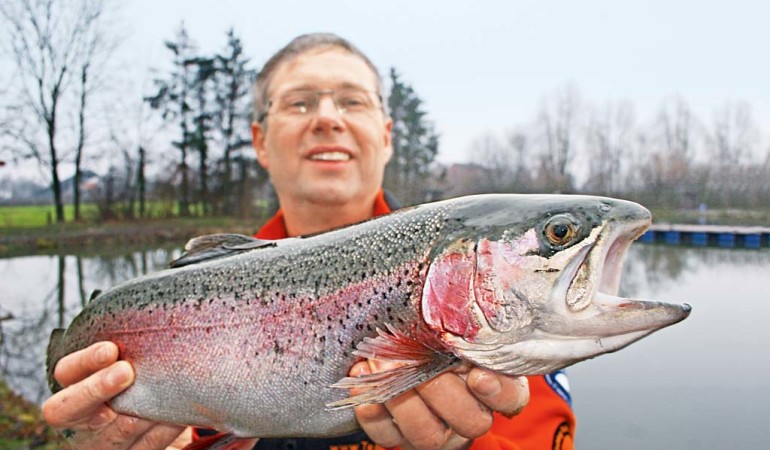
left=534, top=268, right=561, bottom=273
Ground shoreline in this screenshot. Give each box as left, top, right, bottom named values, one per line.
left=0, top=217, right=263, bottom=258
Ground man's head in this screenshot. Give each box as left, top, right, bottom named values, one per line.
left=252, top=33, right=393, bottom=215
left=254, top=33, right=386, bottom=124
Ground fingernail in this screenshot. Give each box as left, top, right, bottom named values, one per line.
left=95, top=343, right=114, bottom=365
left=473, top=372, right=501, bottom=397
left=350, top=362, right=370, bottom=377
left=518, top=376, right=529, bottom=389
left=106, top=362, right=132, bottom=388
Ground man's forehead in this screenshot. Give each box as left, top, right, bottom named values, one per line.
left=268, top=48, right=379, bottom=95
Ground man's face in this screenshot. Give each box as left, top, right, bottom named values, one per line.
left=252, top=48, right=393, bottom=209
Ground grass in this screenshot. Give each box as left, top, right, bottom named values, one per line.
left=0, top=378, right=67, bottom=450
left=0, top=202, right=221, bottom=229
left=0, top=204, right=268, bottom=257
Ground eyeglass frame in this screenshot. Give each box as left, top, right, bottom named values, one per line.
left=257, top=88, right=384, bottom=123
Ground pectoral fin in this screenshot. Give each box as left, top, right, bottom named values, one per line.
left=327, top=324, right=459, bottom=409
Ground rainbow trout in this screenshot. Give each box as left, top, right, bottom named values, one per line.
left=46, top=194, right=690, bottom=443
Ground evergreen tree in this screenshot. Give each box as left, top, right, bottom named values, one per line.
left=145, top=23, right=197, bottom=217
left=384, top=68, right=440, bottom=205
left=212, top=29, right=257, bottom=215
left=189, top=56, right=216, bottom=216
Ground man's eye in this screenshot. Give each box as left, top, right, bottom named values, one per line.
left=280, top=95, right=313, bottom=113
left=338, top=95, right=368, bottom=109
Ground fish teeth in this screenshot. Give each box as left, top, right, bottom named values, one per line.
left=309, top=151, right=350, bottom=161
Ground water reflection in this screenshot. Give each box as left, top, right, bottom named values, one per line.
left=0, top=247, right=180, bottom=404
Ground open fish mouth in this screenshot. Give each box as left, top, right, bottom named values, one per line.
left=551, top=211, right=691, bottom=346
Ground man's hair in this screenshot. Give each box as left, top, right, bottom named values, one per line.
left=253, top=32, right=385, bottom=123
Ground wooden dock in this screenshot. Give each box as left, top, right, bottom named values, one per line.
left=639, top=224, right=770, bottom=248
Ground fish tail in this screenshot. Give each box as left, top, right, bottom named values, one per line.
left=46, top=329, right=66, bottom=393
left=181, top=432, right=256, bottom=450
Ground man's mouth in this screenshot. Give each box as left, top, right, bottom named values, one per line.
left=308, top=151, right=351, bottom=162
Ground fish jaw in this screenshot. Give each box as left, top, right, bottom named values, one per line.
left=541, top=199, right=691, bottom=339
left=428, top=196, right=691, bottom=376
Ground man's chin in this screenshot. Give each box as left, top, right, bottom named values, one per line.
left=299, top=185, right=370, bottom=206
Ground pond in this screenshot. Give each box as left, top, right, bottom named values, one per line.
left=1, top=243, right=768, bottom=449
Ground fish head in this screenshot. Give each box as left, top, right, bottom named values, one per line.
left=421, top=194, right=691, bottom=375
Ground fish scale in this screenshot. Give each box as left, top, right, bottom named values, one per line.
left=46, top=194, right=691, bottom=443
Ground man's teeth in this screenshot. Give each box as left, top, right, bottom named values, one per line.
left=310, top=152, right=350, bottom=161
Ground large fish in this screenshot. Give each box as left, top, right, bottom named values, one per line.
left=46, top=194, right=690, bottom=447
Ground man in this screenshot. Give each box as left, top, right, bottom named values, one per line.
left=42, top=33, right=574, bottom=450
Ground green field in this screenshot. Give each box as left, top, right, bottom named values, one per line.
left=0, top=204, right=100, bottom=228
left=0, top=202, right=222, bottom=229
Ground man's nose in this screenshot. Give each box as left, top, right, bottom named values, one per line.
left=312, top=95, right=344, bottom=130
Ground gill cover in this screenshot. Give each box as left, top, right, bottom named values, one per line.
left=421, top=210, right=595, bottom=343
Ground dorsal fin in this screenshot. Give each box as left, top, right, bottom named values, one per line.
left=88, top=289, right=102, bottom=303
left=170, top=233, right=276, bottom=268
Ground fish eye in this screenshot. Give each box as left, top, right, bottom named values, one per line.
left=543, top=215, right=580, bottom=248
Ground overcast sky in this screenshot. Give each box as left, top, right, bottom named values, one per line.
left=5, top=0, right=769, bottom=179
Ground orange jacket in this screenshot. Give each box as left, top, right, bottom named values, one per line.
left=252, top=190, right=576, bottom=450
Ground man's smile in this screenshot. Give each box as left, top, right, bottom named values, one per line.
left=306, top=145, right=354, bottom=162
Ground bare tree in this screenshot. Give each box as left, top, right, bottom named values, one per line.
left=584, top=101, right=636, bottom=195
left=535, top=84, right=580, bottom=193
left=706, top=100, right=761, bottom=207
left=469, top=133, right=510, bottom=193
left=634, top=97, right=702, bottom=208
left=710, top=100, right=757, bottom=166
left=0, top=0, right=111, bottom=223
left=506, top=129, right=534, bottom=192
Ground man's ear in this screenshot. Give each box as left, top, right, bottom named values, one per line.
left=252, top=122, right=269, bottom=169
left=382, top=117, right=394, bottom=163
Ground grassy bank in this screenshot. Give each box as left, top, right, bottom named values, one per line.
left=0, top=216, right=264, bottom=257
left=0, top=378, right=66, bottom=450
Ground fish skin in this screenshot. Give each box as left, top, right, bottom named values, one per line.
left=46, top=194, right=690, bottom=439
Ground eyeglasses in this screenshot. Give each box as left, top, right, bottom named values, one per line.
left=259, top=88, right=382, bottom=122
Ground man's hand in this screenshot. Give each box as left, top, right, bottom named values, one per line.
left=41, top=342, right=188, bottom=450
left=350, top=360, right=530, bottom=450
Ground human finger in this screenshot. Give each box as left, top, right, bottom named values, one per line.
left=386, top=388, right=449, bottom=450
left=350, top=361, right=405, bottom=448
left=467, top=368, right=530, bottom=417
left=126, top=422, right=187, bottom=450
left=42, top=360, right=134, bottom=429
left=415, top=371, right=493, bottom=439
left=54, top=341, right=119, bottom=387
